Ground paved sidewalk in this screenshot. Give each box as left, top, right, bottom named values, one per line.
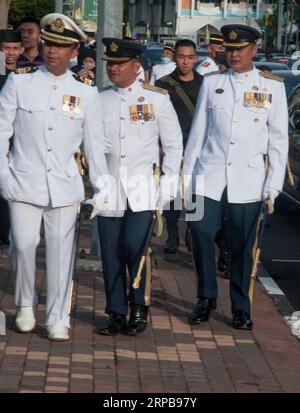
left=0, top=220, right=300, bottom=394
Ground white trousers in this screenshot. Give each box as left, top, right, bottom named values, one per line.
left=9, top=202, right=78, bottom=328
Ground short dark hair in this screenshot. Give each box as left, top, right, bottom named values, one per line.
left=175, top=39, right=196, bottom=52
left=17, top=17, right=41, bottom=31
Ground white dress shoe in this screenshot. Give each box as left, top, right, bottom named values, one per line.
left=15, top=307, right=36, bottom=333
left=47, top=325, right=69, bottom=341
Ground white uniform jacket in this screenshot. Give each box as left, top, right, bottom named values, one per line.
left=149, top=61, right=177, bottom=85
left=98, top=79, right=183, bottom=217
left=183, top=67, right=289, bottom=204
left=196, top=57, right=219, bottom=76
left=0, top=65, right=109, bottom=208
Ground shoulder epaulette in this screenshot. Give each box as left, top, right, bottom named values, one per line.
left=14, top=66, right=39, bottom=75
left=259, top=71, right=284, bottom=82
left=73, top=73, right=95, bottom=86
left=142, top=83, right=168, bottom=95
left=204, top=69, right=227, bottom=78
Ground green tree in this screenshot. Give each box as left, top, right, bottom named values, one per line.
left=8, top=0, right=55, bottom=28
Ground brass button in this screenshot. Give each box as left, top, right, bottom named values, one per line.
left=28, top=109, right=33, bottom=113
left=230, top=140, right=235, bottom=145
left=53, top=85, right=58, bottom=90
left=47, top=167, right=51, bottom=172
left=121, top=154, right=126, bottom=159
left=47, top=147, right=52, bottom=152
left=50, top=106, right=55, bottom=111
left=121, top=97, right=127, bottom=102
left=120, top=116, right=125, bottom=121
left=121, top=135, right=125, bottom=139
left=48, top=127, right=54, bottom=131
left=227, top=161, right=232, bottom=166
left=235, top=99, right=240, bottom=104
left=232, top=118, right=238, bottom=123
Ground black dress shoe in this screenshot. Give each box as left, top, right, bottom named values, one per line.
left=188, top=298, right=214, bottom=324
left=126, top=304, right=148, bottom=335
left=99, top=312, right=127, bottom=336
left=232, top=310, right=253, bottom=330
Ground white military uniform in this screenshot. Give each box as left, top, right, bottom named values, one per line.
left=0, top=65, right=108, bottom=328
left=149, top=61, right=176, bottom=85
left=184, top=66, right=289, bottom=203
left=95, top=79, right=183, bottom=217
left=196, top=56, right=219, bottom=76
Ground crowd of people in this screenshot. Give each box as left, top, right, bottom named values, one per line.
left=0, top=14, right=288, bottom=341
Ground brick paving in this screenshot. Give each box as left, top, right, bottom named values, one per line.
left=0, top=220, right=300, bottom=394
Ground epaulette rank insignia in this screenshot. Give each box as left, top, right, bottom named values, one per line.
left=142, top=83, right=168, bottom=95
left=259, top=71, right=284, bottom=82
left=14, top=66, right=39, bottom=74
left=73, top=74, right=95, bottom=86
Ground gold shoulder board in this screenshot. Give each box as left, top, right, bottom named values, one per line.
left=73, top=74, right=95, bottom=86
left=204, top=69, right=228, bottom=78
left=259, top=71, right=284, bottom=82
left=14, top=66, right=39, bottom=75
left=142, top=83, right=168, bottom=95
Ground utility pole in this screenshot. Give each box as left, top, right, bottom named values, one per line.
left=277, top=0, right=284, bottom=51
left=55, top=0, right=63, bottom=13
left=91, top=0, right=123, bottom=257
left=96, top=0, right=123, bottom=90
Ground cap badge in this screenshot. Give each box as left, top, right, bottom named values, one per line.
left=50, top=18, right=65, bottom=33
left=110, top=42, right=119, bottom=52
left=229, top=30, right=238, bottom=40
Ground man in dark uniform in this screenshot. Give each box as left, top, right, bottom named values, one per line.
left=88, top=38, right=183, bottom=336
left=17, top=17, right=44, bottom=68
left=184, top=24, right=288, bottom=330
left=155, top=39, right=203, bottom=253
left=0, top=29, right=24, bottom=246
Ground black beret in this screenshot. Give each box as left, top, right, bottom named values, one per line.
left=0, top=29, right=22, bottom=43
left=102, top=38, right=146, bottom=62
left=221, top=24, right=261, bottom=48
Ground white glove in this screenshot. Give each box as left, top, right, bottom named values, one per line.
left=263, top=187, right=279, bottom=204
left=0, top=174, right=16, bottom=202
left=83, top=194, right=108, bottom=219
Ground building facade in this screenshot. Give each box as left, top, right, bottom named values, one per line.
left=126, top=0, right=277, bottom=44
left=176, top=0, right=276, bottom=44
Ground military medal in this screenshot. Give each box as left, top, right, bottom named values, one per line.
left=244, top=91, right=272, bottom=109
left=130, top=104, right=155, bottom=123
left=62, top=95, right=81, bottom=114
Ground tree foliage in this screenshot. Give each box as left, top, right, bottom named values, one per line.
left=8, top=0, right=55, bottom=28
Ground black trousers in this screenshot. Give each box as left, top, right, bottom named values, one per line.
left=0, top=196, right=10, bottom=244
left=189, top=195, right=260, bottom=314
left=97, top=209, right=153, bottom=315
